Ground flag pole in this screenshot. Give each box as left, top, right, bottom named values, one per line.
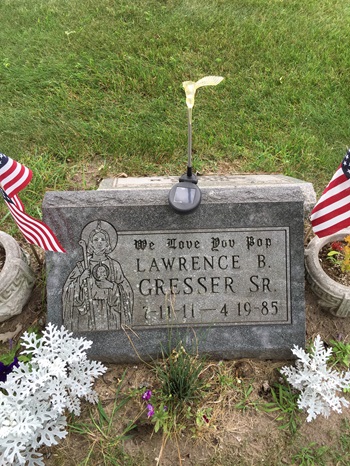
left=304, top=223, right=313, bottom=244
left=187, top=107, right=193, bottom=178
left=29, top=243, right=43, bottom=266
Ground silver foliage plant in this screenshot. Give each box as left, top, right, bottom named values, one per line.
left=0, top=323, right=107, bottom=465
left=281, top=335, right=350, bottom=422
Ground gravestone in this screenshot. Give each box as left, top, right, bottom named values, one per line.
left=43, top=175, right=315, bottom=362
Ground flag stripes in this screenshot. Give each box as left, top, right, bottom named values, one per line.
left=0, top=153, right=32, bottom=198
left=311, top=150, right=350, bottom=237
left=0, top=153, right=65, bottom=253
left=5, top=194, right=66, bottom=253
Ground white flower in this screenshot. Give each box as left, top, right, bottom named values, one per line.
left=281, top=335, right=350, bottom=422
left=0, top=323, right=106, bottom=465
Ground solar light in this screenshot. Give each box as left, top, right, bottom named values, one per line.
left=168, top=178, right=201, bottom=213
left=169, top=76, right=224, bottom=214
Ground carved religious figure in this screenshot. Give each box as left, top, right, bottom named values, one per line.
left=62, top=220, right=133, bottom=331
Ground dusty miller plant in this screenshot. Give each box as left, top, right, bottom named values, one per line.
left=0, top=323, right=106, bottom=465
left=281, top=335, right=350, bottom=422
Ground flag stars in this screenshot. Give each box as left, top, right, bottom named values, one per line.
left=0, top=188, right=14, bottom=204
left=342, top=153, right=350, bottom=180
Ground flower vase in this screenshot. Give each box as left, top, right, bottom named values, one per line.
left=305, top=229, right=350, bottom=317
left=0, top=231, right=35, bottom=322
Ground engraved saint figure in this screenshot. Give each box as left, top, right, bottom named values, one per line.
left=62, top=220, right=133, bottom=331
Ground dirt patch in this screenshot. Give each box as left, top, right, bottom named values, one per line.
left=43, top=303, right=350, bottom=466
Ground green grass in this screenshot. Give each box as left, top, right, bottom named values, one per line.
left=1, top=0, right=350, bottom=227
left=291, top=419, right=350, bottom=465
left=262, top=380, right=302, bottom=435
left=68, top=370, right=137, bottom=465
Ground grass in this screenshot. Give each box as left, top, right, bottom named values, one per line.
left=291, top=420, right=350, bottom=466
left=330, top=339, right=350, bottom=369
left=142, top=339, right=210, bottom=464
left=292, top=443, right=330, bottom=466
left=154, top=341, right=207, bottom=407
left=1, top=0, right=350, bottom=228
left=262, top=379, right=302, bottom=435
left=68, top=370, right=138, bottom=466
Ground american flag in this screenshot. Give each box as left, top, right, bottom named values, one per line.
left=0, top=153, right=32, bottom=198
left=0, top=153, right=65, bottom=253
left=310, top=149, right=350, bottom=237
left=1, top=189, right=66, bottom=253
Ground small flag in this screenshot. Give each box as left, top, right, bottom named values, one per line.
left=2, top=190, right=66, bottom=253
left=0, top=153, right=32, bottom=198
left=0, top=153, right=65, bottom=253
left=311, top=149, right=350, bottom=237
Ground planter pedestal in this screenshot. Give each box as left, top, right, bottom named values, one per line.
left=305, top=230, right=350, bottom=317
left=0, top=231, right=36, bottom=322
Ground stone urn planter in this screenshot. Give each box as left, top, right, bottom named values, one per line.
left=305, top=229, right=350, bottom=317
left=0, top=231, right=35, bottom=322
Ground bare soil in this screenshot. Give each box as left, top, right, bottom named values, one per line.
left=1, top=232, right=350, bottom=465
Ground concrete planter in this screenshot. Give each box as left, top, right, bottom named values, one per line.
left=305, top=230, right=350, bottom=317
left=0, top=231, right=35, bottom=322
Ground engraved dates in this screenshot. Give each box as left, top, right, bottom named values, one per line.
left=143, top=300, right=280, bottom=327
left=113, top=227, right=291, bottom=329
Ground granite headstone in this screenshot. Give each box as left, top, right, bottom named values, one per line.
left=43, top=175, right=315, bottom=362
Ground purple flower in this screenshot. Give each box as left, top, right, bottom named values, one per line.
left=142, top=389, right=152, bottom=401
left=0, top=357, right=19, bottom=383
left=146, top=403, right=155, bottom=418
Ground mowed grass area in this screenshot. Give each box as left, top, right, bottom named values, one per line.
left=1, top=0, right=350, bottom=219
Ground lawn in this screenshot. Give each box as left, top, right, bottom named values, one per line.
left=1, top=0, right=350, bottom=223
